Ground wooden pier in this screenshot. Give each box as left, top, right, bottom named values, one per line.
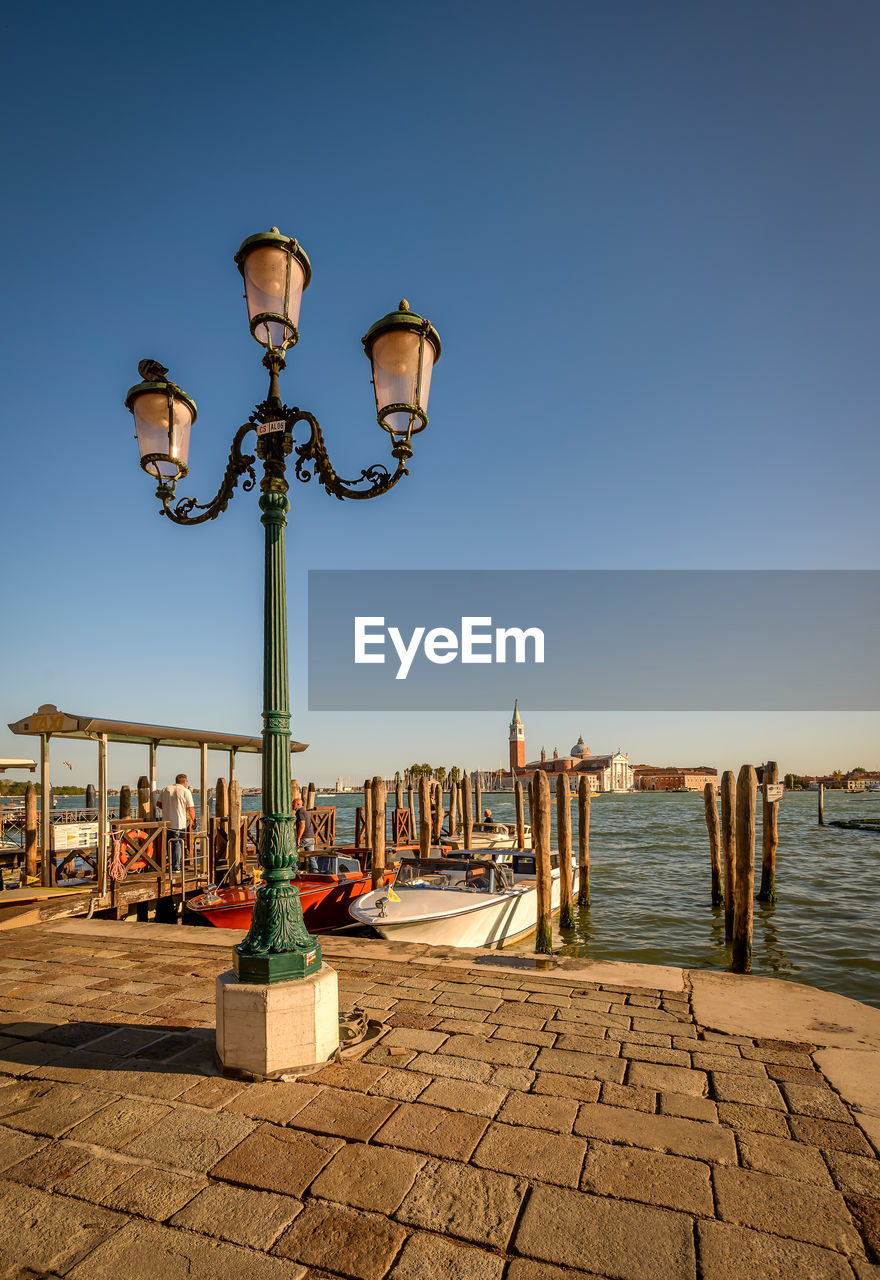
left=2, top=704, right=308, bottom=927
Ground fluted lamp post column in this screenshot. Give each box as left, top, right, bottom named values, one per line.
left=125, top=228, right=440, bottom=1077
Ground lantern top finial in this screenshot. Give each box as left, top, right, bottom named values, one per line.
left=233, top=228, right=312, bottom=290
left=362, top=302, right=441, bottom=362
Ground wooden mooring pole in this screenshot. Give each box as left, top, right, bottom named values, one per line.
left=557, top=774, right=574, bottom=928
left=448, top=779, right=458, bottom=837
left=214, top=778, right=228, bottom=873
left=118, top=785, right=131, bottom=820
left=577, top=775, right=590, bottom=907
left=474, top=775, right=482, bottom=824
left=24, top=783, right=37, bottom=881
left=363, top=779, right=373, bottom=852
left=759, top=760, right=779, bottom=904
left=514, top=779, right=525, bottom=851
left=461, top=776, right=473, bottom=850
left=704, top=782, right=724, bottom=907
left=408, top=783, right=416, bottom=840
left=418, top=777, right=432, bottom=857
left=306, top=782, right=316, bottom=811
left=720, top=770, right=736, bottom=944
left=732, top=764, right=757, bottom=973
left=818, top=782, right=824, bottom=827
left=534, top=771, right=552, bottom=954
left=371, top=777, right=386, bottom=889
left=228, top=780, right=243, bottom=882
left=433, top=781, right=444, bottom=844
left=137, top=775, right=151, bottom=822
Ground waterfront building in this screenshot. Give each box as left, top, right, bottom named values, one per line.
left=846, top=771, right=880, bottom=792
left=633, top=765, right=718, bottom=792
left=503, top=706, right=633, bottom=793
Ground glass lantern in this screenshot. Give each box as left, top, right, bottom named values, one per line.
left=362, top=301, right=441, bottom=438
left=125, top=377, right=198, bottom=483
left=234, top=227, right=312, bottom=351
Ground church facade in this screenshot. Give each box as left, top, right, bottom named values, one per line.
left=504, top=702, right=633, bottom=794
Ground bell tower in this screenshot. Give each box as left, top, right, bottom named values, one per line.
left=509, top=700, right=525, bottom=775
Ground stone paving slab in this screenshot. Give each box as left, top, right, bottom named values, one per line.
left=169, top=1180, right=304, bottom=1250
left=0, top=921, right=877, bottom=1280
left=0, top=1177, right=129, bottom=1275
left=67, top=1217, right=309, bottom=1279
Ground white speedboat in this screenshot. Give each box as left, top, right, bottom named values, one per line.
left=349, top=854, right=561, bottom=948
left=442, top=821, right=531, bottom=852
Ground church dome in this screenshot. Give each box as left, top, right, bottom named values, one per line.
left=571, top=735, right=589, bottom=758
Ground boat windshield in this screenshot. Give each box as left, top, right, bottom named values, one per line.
left=305, top=856, right=361, bottom=874
left=394, top=858, right=513, bottom=894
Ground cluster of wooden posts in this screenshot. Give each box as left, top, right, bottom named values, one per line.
left=352, top=771, right=593, bottom=956
left=703, top=761, right=779, bottom=974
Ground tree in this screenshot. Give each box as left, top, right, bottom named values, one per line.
left=437, top=766, right=446, bottom=784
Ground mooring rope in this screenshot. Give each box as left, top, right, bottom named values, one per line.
left=109, top=831, right=128, bottom=881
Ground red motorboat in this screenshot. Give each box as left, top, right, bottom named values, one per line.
left=186, top=850, right=402, bottom=932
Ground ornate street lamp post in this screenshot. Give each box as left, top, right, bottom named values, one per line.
left=125, top=228, right=440, bottom=994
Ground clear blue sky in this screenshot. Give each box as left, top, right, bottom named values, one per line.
left=1, top=1, right=878, bottom=788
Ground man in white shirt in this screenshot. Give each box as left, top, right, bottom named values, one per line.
left=156, top=773, right=195, bottom=873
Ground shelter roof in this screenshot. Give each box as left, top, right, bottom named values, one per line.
left=7, top=705, right=307, bottom=754
left=0, top=759, right=37, bottom=773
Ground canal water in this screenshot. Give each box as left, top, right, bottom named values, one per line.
left=320, top=789, right=879, bottom=1009
left=25, top=789, right=880, bottom=1008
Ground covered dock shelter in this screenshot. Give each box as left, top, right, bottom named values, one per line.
left=0, top=760, right=37, bottom=774
left=8, top=704, right=307, bottom=897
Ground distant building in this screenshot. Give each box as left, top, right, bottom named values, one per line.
left=509, top=701, right=526, bottom=775
left=846, top=771, right=880, bottom=792
left=633, top=766, right=718, bottom=792
left=503, top=706, right=632, bottom=793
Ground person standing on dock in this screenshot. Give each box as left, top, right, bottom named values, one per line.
left=155, top=773, right=194, bottom=873
left=293, top=787, right=315, bottom=854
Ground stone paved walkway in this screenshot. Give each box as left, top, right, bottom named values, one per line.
left=0, top=921, right=878, bottom=1279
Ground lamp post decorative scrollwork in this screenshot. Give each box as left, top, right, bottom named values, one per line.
left=125, top=228, right=440, bottom=984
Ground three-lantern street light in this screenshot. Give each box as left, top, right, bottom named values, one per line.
left=125, top=229, right=440, bottom=986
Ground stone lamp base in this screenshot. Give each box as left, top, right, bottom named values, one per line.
left=216, top=964, right=339, bottom=1080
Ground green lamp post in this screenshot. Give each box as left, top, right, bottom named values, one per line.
left=125, top=228, right=440, bottom=985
